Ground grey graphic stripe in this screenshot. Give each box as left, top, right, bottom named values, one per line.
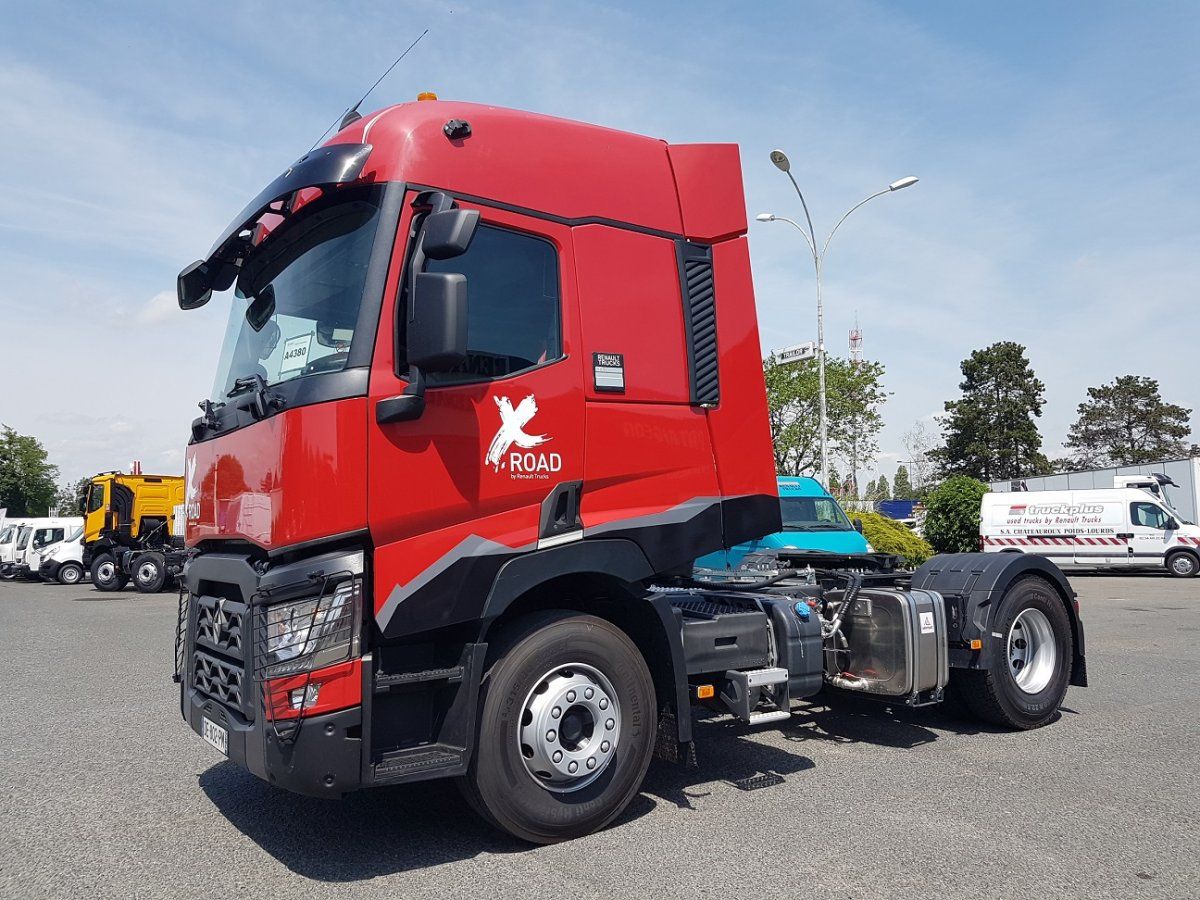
left=374, top=495, right=748, bottom=630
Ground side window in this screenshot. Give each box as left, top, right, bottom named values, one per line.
left=1131, top=502, right=1168, bottom=529
left=424, top=224, right=561, bottom=385
left=87, top=483, right=105, bottom=514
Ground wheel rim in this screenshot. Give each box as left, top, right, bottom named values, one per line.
left=518, top=662, right=621, bottom=793
left=62, top=566, right=80, bottom=584
left=1171, top=555, right=1195, bottom=576
left=1007, top=608, right=1057, bottom=694
left=137, top=562, right=157, bottom=584
left=97, top=562, right=116, bottom=584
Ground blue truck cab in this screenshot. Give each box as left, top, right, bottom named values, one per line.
left=696, top=476, right=870, bottom=572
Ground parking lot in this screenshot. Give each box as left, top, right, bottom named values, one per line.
left=0, top=574, right=1197, bottom=899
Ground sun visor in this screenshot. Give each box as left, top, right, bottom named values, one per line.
left=177, top=142, right=373, bottom=309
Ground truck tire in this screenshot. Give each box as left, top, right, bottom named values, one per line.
left=133, top=552, right=168, bottom=593
left=56, top=562, right=85, bottom=585
left=90, top=553, right=129, bottom=592
left=460, top=611, right=657, bottom=844
left=1165, top=550, right=1198, bottom=578
left=954, top=575, right=1072, bottom=730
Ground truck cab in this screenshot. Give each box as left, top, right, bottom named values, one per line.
left=174, top=98, right=1085, bottom=844
left=695, top=476, right=869, bottom=572
left=82, top=472, right=186, bottom=591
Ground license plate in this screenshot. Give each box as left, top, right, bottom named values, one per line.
left=201, top=717, right=228, bottom=756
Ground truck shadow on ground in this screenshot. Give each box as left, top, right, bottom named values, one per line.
left=200, top=691, right=1029, bottom=881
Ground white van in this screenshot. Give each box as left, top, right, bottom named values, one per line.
left=0, top=521, right=32, bottom=573
left=36, top=526, right=87, bottom=584
left=11, top=517, right=84, bottom=579
left=981, top=489, right=1200, bottom=577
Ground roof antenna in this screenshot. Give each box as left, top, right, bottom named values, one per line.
left=308, top=29, right=430, bottom=152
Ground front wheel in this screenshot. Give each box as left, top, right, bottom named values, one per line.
left=90, top=553, right=129, bottom=592
left=460, top=612, right=657, bottom=844
left=954, top=575, right=1073, bottom=729
left=57, top=562, right=85, bottom=585
left=1166, top=550, right=1198, bottom=578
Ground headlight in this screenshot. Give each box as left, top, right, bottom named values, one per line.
left=259, top=578, right=361, bottom=677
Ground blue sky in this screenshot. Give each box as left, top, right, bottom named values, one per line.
left=2, top=0, right=1197, bottom=485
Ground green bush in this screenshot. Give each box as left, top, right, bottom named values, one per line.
left=923, top=475, right=989, bottom=553
left=855, top=510, right=934, bottom=568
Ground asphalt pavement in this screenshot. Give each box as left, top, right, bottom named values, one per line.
left=1, top=573, right=1197, bottom=899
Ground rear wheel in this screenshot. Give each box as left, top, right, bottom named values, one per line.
left=954, top=575, right=1072, bottom=729
left=133, top=552, right=167, bottom=593
left=90, top=553, right=129, bottom=592
left=1166, top=550, right=1198, bottom=578
left=57, top=562, right=85, bottom=585
left=460, top=612, right=657, bottom=844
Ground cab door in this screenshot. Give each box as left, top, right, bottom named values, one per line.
left=83, top=481, right=106, bottom=542
left=366, top=195, right=583, bottom=639
left=1126, top=500, right=1174, bottom=567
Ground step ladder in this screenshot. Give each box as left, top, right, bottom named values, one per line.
left=720, top=667, right=791, bottom=725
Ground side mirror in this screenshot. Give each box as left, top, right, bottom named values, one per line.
left=421, top=208, right=480, bottom=260
left=408, top=272, right=467, bottom=371
left=177, top=260, right=214, bottom=309
left=853, top=517, right=864, bottom=534
left=1166, top=517, right=1180, bottom=530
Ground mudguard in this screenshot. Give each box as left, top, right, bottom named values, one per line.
left=911, top=552, right=1087, bottom=687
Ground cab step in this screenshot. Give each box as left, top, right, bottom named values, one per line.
left=721, top=667, right=790, bottom=724
left=372, top=744, right=466, bottom=784
left=374, top=665, right=465, bottom=692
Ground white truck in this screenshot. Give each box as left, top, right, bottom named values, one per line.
left=981, top=484, right=1200, bottom=577
left=10, top=517, right=84, bottom=579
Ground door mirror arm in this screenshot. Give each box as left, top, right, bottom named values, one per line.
left=377, top=366, right=426, bottom=423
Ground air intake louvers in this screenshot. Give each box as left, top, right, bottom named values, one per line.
left=678, top=242, right=719, bottom=406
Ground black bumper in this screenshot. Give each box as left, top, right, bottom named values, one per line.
left=183, top=687, right=363, bottom=797
left=38, top=559, right=60, bottom=581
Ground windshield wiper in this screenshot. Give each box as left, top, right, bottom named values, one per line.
left=192, top=398, right=226, bottom=440
left=228, top=374, right=285, bottom=420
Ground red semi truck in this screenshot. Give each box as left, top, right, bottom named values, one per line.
left=174, top=96, right=1086, bottom=843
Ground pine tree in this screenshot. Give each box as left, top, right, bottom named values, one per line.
left=892, top=464, right=913, bottom=499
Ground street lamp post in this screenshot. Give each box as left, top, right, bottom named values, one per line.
left=758, top=153, right=917, bottom=490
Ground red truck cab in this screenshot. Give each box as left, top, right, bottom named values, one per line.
left=176, top=97, right=1085, bottom=844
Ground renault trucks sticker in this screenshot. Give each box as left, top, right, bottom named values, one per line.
left=593, top=352, right=625, bottom=392
left=485, top=394, right=561, bottom=479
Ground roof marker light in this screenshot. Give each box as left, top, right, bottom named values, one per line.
left=417, top=91, right=438, bottom=101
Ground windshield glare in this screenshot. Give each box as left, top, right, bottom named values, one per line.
left=780, top=496, right=853, bottom=531
left=208, top=186, right=384, bottom=401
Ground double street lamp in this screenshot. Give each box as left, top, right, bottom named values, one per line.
left=758, top=149, right=918, bottom=490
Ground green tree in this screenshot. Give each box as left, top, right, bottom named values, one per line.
left=922, top=475, right=989, bottom=553
left=1065, top=375, right=1193, bottom=467
left=764, top=354, right=888, bottom=479
left=827, top=466, right=843, bottom=498
left=892, top=464, right=913, bottom=499
left=0, top=425, right=59, bottom=516
left=875, top=476, right=891, bottom=500
left=934, top=341, right=1049, bottom=480
left=54, top=477, right=91, bottom=515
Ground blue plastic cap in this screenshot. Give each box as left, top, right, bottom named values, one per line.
left=793, top=601, right=811, bottom=620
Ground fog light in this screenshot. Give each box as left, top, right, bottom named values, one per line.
left=290, top=683, right=320, bottom=710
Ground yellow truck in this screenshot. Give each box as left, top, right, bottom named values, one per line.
left=81, top=472, right=185, bottom=592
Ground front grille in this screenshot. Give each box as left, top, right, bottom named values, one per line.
left=195, top=595, right=247, bottom=659
left=193, top=650, right=245, bottom=709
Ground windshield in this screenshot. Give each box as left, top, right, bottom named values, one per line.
left=16, top=527, right=31, bottom=549
left=0, top=526, right=12, bottom=544
left=66, top=527, right=83, bottom=542
left=208, top=185, right=385, bottom=402
left=780, top=496, right=854, bottom=532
